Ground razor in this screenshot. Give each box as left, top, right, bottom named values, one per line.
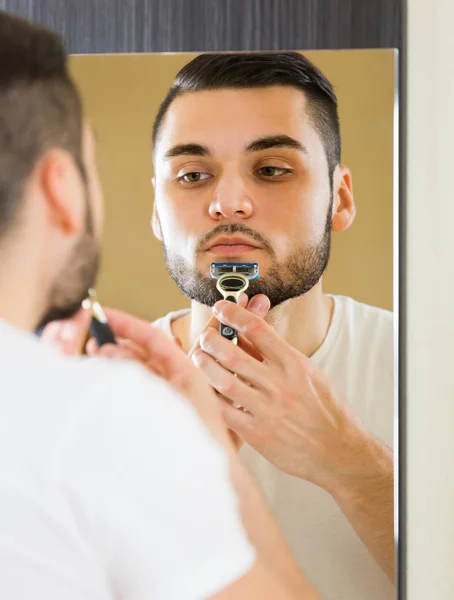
left=210, top=263, right=259, bottom=344
left=82, top=289, right=116, bottom=347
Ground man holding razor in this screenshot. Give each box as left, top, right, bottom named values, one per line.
left=148, top=51, right=395, bottom=597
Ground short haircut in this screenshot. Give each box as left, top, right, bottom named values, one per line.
left=0, top=11, right=84, bottom=238
left=152, top=52, right=341, bottom=179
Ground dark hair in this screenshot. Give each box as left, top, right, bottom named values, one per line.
left=152, top=52, right=341, bottom=179
left=0, top=11, right=84, bottom=238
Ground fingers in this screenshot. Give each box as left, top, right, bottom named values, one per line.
left=188, top=313, right=219, bottom=358
left=40, top=309, right=91, bottom=356
left=103, top=307, right=192, bottom=383
left=217, top=394, right=255, bottom=441
left=198, top=327, right=270, bottom=391
left=213, top=299, right=291, bottom=366
left=246, top=294, right=270, bottom=316
left=88, top=341, right=163, bottom=377
left=192, top=346, right=263, bottom=412
left=237, top=335, right=263, bottom=362
left=238, top=292, right=249, bottom=308
left=188, top=293, right=270, bottom=359
left=87, top=337, right=148, bottom=362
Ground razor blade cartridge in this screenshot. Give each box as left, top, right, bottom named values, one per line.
left=210, top=262, right=259, bottom=280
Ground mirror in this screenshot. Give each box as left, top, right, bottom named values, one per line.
left=69, top=50, right=397, bottom=600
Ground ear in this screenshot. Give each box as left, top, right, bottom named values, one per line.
left=40, top=150, right=85, bottom=236
left=331, top=165, right=356, bottom=233
left=151, top=203, right=163, bottom=241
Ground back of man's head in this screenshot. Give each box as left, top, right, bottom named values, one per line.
left=152, top=51, right=341, bottom=179
left=0, top=11, right=83, bottom=241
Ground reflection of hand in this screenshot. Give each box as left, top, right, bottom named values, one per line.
left=188, top=293, right=271, bottom=451
left=192, top=299, right=390, bottom=496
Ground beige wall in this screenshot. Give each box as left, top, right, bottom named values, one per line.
left=406, top=1, right=454, bottom=598
left=69, top=50, right=395, bottom=321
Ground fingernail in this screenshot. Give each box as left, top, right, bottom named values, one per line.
left=248, top=297, right=267, bottom=314
left=191, top=352, right=201, bottom=366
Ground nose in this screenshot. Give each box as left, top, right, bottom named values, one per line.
left=208, top=177, right=254, bottom=220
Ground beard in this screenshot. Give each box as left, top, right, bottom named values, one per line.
left=36, top=188, right=100, bottom=331
left=161, top=202, right=332, bottom=310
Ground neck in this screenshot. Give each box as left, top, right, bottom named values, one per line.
left=174, top=282, right=334, bottom=357
left=0, top=243, right=47, bottom=332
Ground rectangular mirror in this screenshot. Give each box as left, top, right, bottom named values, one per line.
left=69, top=49, right=398, bottom=600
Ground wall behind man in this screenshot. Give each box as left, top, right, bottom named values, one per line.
left=0, top=0, right=402, bottom=53
left=69, top=50, right=395, bottom=320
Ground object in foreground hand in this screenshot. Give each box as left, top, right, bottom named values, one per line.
left=82, top=289, right=116, bottom=347
left=210, top=263, right=259, bottom=344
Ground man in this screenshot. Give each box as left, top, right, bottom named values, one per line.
left=146, top=52, right=395, bottom=599
left=0, top=12, right=323, bottom=600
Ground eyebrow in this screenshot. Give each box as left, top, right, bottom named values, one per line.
left=163, top=134, right=308, bottom=161
left=164, top=143, right=211, bottom=159
left=245, top=135, right=308, bottom=154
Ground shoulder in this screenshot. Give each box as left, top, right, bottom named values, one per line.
left=326, top=295, right=393, bottom=374
left=333, top=295, right=393, bottom=340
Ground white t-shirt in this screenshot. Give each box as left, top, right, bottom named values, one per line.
left=153, top=295, right=395, bottom=600
left=0, top=319, right=255, bottom=600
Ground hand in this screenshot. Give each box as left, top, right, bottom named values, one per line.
left=192, top=299, right=386, bottom=496
left=187, top=294, right=271, bottom=450
left=40, top=309, right=91, bottom=355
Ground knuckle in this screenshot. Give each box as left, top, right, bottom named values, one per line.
left=217, top=376, right=237, bottom=397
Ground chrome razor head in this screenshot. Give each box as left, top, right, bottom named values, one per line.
left=210, top=262, right=259, bottom=281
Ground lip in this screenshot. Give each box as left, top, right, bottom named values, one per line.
left=203, top=236, right=260, bottom=252
left=208, top=244, right=259, bottom=257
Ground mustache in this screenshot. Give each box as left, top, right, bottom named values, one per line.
left=196, top=223, right=276, bottom=258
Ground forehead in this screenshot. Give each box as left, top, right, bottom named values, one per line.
left=156, top=86, right=317, bottom=155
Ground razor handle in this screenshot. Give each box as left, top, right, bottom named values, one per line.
left=89, top=317, right=116, bottom=347
left=219, top=295, right=238, bottom=343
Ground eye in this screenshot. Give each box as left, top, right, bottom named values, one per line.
left=256, top=166, right=292, bottom=178
left=178, top=172, right=211, bottom=184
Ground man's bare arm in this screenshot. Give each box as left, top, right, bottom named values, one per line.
left=330, top=437, right=395, bottom=582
